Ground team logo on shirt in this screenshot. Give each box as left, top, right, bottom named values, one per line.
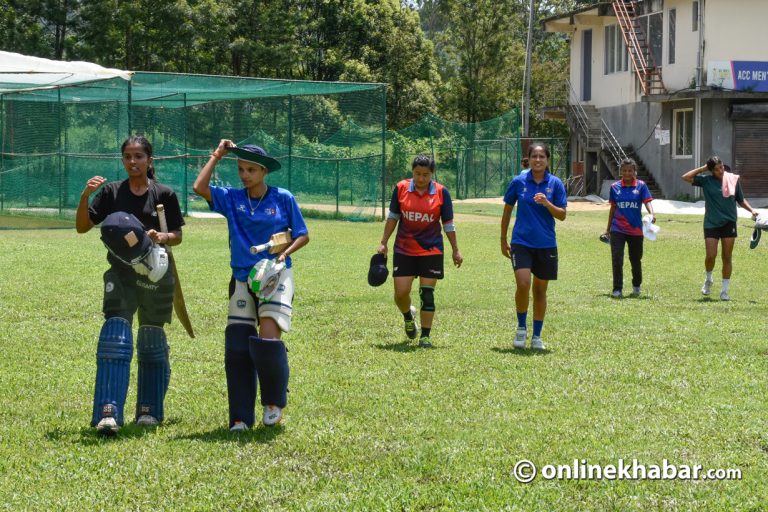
left=633, top=189, right=640, bottom=195
left=237, top=204, right=247, bottom=213
left=265, top=208, right=276, bottom=216
left=546, top=187, right=553, bottom=194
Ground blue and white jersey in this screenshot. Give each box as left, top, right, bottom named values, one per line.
left=503, top=171, right=567, bottom=249
left=209, top=186, right=308, bottom=281
left=609, top=178, right=652, bottom=236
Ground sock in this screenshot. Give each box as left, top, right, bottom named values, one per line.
left=722, top=278, right=730, bottom=292
left=533, top=320, right=544, bottom=337
left=706, top=271, right=713, bottom=282
left=403, top=309, right=413, bottom=321
left=516, top=312, right=527, bottom=329
left=420, top=327, right=431, bottom=339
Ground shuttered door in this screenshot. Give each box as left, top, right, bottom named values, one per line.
left=734, top=120, right=768, bottom=196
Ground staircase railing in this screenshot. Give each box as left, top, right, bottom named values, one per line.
left=601, top=120, right=628, bottom=166
left=612, top=0, right=666, bottom=95
left=565, top=80, right=593, bottom=145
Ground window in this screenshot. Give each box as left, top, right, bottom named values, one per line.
left=604, top=24, right=628, bottom=74
left=692, top=1, right=699, bottom=31
left=668, top=9, right=676, bottom=64
left=673, top=109, right=693, bottom=158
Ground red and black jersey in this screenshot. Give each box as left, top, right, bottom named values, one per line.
left=389, top=179, right=454, bottom=256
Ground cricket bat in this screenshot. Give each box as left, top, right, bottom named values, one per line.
left=157, top=204, right=195, bottom=338
left=250, top=229, right=292, bottom=255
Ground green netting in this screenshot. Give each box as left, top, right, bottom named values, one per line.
left=0, top=72, right=386, bottom=227
left=389, top=110, right=524, bottom=199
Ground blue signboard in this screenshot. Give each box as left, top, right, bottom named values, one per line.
left=708, top=61, right=768, bottom=92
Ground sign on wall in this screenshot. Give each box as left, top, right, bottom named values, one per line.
left=708, top=61, right=768, bottom=92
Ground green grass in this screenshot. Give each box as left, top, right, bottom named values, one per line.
left=1, top=211, right=767, bottom=510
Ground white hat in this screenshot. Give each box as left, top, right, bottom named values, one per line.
left=642, top=214, right=660, bottom=241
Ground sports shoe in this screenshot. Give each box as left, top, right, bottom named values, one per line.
left=531, top=335, right=545, bottom=351
left=611, top=290, right=622, bottom=298
left=513, top=327, right=527, bottom=349
left=701, top=278, right=713, bottom=296
left=631, top=286, right=641, bottom=297
left=230, top=421, right=249, bottom=432
left=136, top=415, right=159, bottom=426
left=96, top=416, right=119, bottom=436
left=418, top=336, right=432, bottom=348
left=404, top=305, right=418, bottom=340
left=263, top=405, right=283, bottom=426
left=720, top=290, right=731, bottom=301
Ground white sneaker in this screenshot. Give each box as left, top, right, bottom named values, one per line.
left=631, top=286, right=641, bottom=296
left=136, top=415, right=159, bottom=426
left=263, top=405, right=283, bottom=426
left=701, top=279, right=713, bottom=296
left=230, top=421, right=249, bottom=432
left=720, top=290, right=731, bottom=301
left=513, top=327, right=527, bottom=349
left=531, top=335, right=546, bottom=351
left=96, top=416, right=119, bottom=436
left=611, top=290, right=622, bottom=298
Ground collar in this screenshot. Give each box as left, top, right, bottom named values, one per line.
left=408, top=179, right=436, bottom=195
left=524, top=170, right=550, bottom=184
left=619, top=178, right=638, bottom=187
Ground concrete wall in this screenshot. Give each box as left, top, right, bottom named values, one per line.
left=662, top=0, right=700, bottom=91
left=601, top=98, right=736, bottom=199
left=705, top=1, right=768, bottom=63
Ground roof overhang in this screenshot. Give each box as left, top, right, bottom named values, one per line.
left=643, top=87, right=768, bottom=103
left=542, top=2, right=614, bottom=33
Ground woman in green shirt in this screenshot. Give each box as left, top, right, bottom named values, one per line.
left=682, top=156, right=758, bottom=301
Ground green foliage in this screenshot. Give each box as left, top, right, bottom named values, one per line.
left=1, top=212, right=767, bottom=508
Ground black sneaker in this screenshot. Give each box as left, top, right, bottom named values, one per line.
left=404, top=305, right=418, bottom=340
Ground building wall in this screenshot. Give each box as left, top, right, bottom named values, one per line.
left=661, top=0, right=699, bottom=91
left=705, top=1, right=768, bottom=62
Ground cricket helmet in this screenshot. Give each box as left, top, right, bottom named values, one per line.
left=368, top=253, right=388, bottom=287
left=100, top=211, right=153, bottom=265
left=248, top=259, right=285, bottom=300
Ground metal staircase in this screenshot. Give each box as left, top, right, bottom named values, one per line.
left=612, top=0, right=667, bottom=96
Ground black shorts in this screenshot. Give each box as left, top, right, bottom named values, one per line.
left=102, top=267, right=175, bottom=325
left=392, top=252, right=444, bottom=279
left=510, top=244, right=558, bottom=280
left=704, top=221, right=737, bottom=239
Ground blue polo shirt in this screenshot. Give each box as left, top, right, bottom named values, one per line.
left=209, top=185, right=309, bottom=281
left=503, top=171, right=567, bottom=248
left=609, top=178, right=652, bottom=236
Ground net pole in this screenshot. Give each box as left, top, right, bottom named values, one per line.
left=1, top=94, right=4, bottom=213
left=380, top=85, right=386, bottom=221
left=183, top=93, right=189, bottom=216
left=335, top=159, right=340, bottom=215
left=127, top=80, right=133, bottom=135
left=287, top=95, right=293, bottom=190
left=57, top=88, right=63, bottom=214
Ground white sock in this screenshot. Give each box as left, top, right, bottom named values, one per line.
left=722, top=278, right=730, bottom=292
left=706, top=271, right=713, bottom=282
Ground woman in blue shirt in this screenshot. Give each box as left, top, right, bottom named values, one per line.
left=603, top=158, right=655, bottom=298
left=194, top=140, right=309, bottom=430
left=500, top=142, right=567, bottom=350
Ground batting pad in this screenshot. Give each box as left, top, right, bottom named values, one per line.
left=135, top=326, right=170, bottom=422
left=228, top=280, right=258, bottom=326
left=225, top=324, right=258, bottom=427
left=249, top=337, right=289, bottom=408
left=258, top=267, right=294, bottom=332
left=92, top=317, right=133, bottom=427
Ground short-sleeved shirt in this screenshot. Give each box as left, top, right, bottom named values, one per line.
left=209, top=185, right=308, bottom=282
left=609, top=178, right=653, bottom=236
left=692, top=174, right=744, bottom=229
left=389, top=179, right=454, bottom=256
left=89, top=179, right=185, bottom=270
left=503, top=171, right=567, bottom=249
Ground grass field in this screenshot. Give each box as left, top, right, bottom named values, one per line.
left=1, top=210, right=768, bottom=510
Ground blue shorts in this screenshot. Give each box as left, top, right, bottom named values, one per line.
left=510, top=244, right=558, bottom=281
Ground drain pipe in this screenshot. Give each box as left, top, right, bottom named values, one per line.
left=693, top=0, right=705, bottom=199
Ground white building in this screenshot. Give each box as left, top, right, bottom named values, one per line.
left=544, top=0, right=768, bottom=198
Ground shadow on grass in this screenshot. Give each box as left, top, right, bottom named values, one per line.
left=375, top=341, right=419, bottom=352
left=491, top=347, right=551, bottom=356
left=46, top=417, right=184, bottom=444
left=174, top=425, right=284, bottom=444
